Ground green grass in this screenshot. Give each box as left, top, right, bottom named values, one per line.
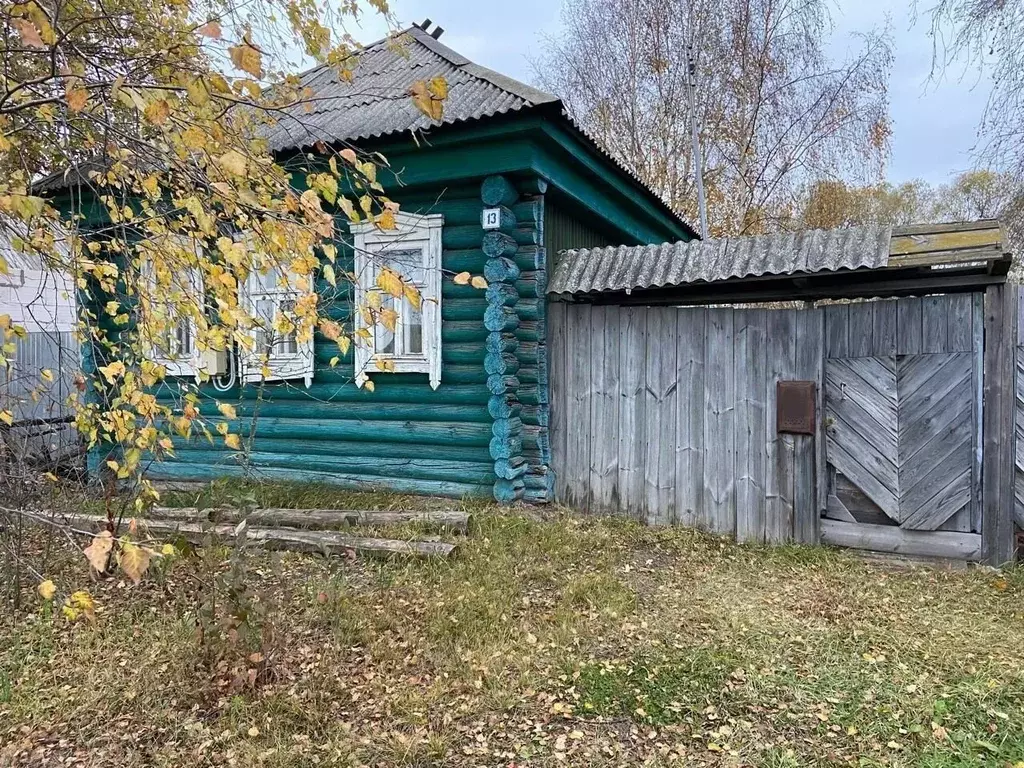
left=2, top=482, right=1024, bottom=766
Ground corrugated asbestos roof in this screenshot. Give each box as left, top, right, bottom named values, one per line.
left=31, top=25, right=696, bottom=237
left=262, top=26, right=560, bottom=152
left=549, top=225, right=894, bottom=295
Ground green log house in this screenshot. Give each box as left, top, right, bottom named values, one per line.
left=56, top=23, right=695, bottom=502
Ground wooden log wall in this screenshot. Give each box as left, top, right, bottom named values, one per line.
left=549, top=302, right=823, bottom=543
left=146, top=179, right=549, bottom=501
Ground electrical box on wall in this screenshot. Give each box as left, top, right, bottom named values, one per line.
left=199, top=349, right=228, bottom=376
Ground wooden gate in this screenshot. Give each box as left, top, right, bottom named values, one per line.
left=821, top=296, right=984, bottom=560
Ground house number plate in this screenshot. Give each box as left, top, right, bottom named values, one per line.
left=481, top=208, right=502, bottom=229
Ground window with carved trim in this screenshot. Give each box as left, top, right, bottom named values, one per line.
left=140, top=239, right=203, bottom=377
left=241, top=265, right=314, bottom=387
left=352, top=213, right=443, bottom=389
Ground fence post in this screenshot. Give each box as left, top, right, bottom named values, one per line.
left=982, top=282, right=1017, bottom=566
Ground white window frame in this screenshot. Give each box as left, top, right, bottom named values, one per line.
left=140, top=238, right=203, bottom=377
left=240, top=261, right=315, bottom=388
left=352, top=212, right=443, bottom=390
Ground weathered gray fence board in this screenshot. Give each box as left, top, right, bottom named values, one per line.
left=872, top=300, right=898, bottom=356
left=922, top=295, right=949, bottom=353
left=550, top=288, right=1005, bottom=562
left=897, top=297, right=923, bottom=355
left=972, top=293, right=984, bottom=534
left=565, top=303, right=592, bottom=508
left=795, top=307, right=824, bottom=544
left=735, top=309, right=767, bottom=543
left=589, top=306, right=617, bottom=512
left=825, top=304, right=848, bottom=358
left=645, top=308, right=677, bottom=524
left=548, top=302, right=567, bottom=502
left=704, top=308, right=736, bottom=533
left=848, top=304, right=874, bottom=358
left=675, top=307, right=705, bottom=529
left=618, top=307, right=646, bottom=519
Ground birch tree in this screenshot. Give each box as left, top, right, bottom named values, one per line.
left=534, top=0, right=893, bottom=235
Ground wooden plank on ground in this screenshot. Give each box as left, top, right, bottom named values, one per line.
left=150, top=507, right=473, bottom=531
left=46, top=514, right=458, bottom=558
left=820, top=518, right=982, bottom=561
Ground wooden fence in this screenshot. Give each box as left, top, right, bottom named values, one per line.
left=548, top=289, right=1022, bottom=563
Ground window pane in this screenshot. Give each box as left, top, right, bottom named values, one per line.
left=404, top=297, right=423, bottom=355
left=255, top=298, right=276, bottom=353
left=382, top=248, right=425, bottom=284
left=176, top=320, right=193, bottom=356
left=376, top=294, right=395, bottom=355
left=276, top=299, right=298, bottom=355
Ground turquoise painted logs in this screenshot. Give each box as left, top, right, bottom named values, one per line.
left=164, top=380, right=492, bottom=405
left=481, top=175, right=520, bottom=207
left=484, top=257, right=520, bottom=283
left=485, top=333, right=519, bottom=355
left=484, top=305, right=519, bottom=332
left=400, top=198, right=537, bottom=227
left=195, top=399, right=492, bottom=424
left=494, top=457, right=528, bottom=480
left=487, top=395, right=521, bottom=420
left=446, top=245, right=541, bottom=272
left=493, top=477, right=525, bottom=504
left=482, top=231, right=517, bottom=258
left=196, top=417, right=493, bottom=446
left=492, top=417, right=523, bottom=439
left=488, top=435, right=523, bottom=460
left=486, top=283, right=519, bottom=307
left=145, top=462, right=491, bottom=499
left=444, top=225, right=536, bottom=250
left=515, top=274, right=545, bottom=298
left=484, top=351, right=519, bottom=376
left=172, top=436, right=490, bottom=462
left=487, top=374, right=520, bottom=394
left=166, top=450, right=496, bottom=484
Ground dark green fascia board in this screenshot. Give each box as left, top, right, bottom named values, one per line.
left=281, top=109, right=695, bottom=246
left=44, top=109, right=695, bottom=245
left=532, top=117, right=694, bottom=244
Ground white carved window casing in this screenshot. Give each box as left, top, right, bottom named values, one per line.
left=140, top=238, right=203, bottom=377
left=241, top=264, right=315, bottom=387
left=352, top=212, right=443, bottom=390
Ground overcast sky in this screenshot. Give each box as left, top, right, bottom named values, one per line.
left=350, top=0, right=992, bottom=186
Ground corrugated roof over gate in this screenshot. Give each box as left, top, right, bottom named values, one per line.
left=549, top=225, right=893, bottom=294
left=263, top=26, right=559, bottom=152
left=548, top=220, right=1009, bottom=296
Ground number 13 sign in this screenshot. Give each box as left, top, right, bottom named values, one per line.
left=481, top=208, right=501, bottom=230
